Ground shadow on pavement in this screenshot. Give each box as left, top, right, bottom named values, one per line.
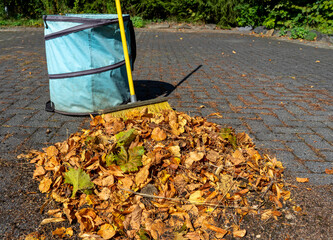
left=134, top=65, right=202, bottom=101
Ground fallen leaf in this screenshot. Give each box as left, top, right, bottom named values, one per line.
left=185, top=151, right=204, bottom=168
left=75, top=208, right=98, bottom=232
left=189, top=190, right=205, bottom=204
left=40, top=217, right=65, bottom=225
left=97, top=187, right=111, bottom=200
left=46, top=145, right=58, bottom=158
left=135, top=164, right=150, bottom=187
left=232, top=50, right=236, bottom=54
left=64, top=168, right=94, bottom=198
left=296, top=177, right=309, bottom=183
left=151, top=127, right=167, bottom=141
left=33, top=165, right=46, bottom=178
left=233, top=229, right=246, bottom=238
left=185, top=231, right=201, bottom=240
left=149, top=219, right=166, bottom=239
left=168, top=145, right=181, bottom=157
left=206, top=150, right=219, bottom=162
left=39, top=177, right=52, bottom=193
left=325, top=168, right=333, bottom=174
left=204, top=222, right=228, bottom=236
left=231, top=149, right=246, bottom=165
left=123, top=204, right=142, bottom=231
left=52, top=227, right=73, bottom=238
left=97, top=224, right=116, bottom=239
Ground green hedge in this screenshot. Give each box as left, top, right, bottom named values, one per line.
left=1, top=0, right=332, bottom=33
left=0, top=0, right=239, bottom=27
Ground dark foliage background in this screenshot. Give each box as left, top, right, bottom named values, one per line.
left=0, top=0, right=332, bottom=33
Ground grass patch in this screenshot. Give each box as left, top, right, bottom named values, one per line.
left=0, top=18, right=44, bottom=27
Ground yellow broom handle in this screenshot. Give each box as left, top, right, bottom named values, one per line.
left=115, top=0, right=137, bottom=102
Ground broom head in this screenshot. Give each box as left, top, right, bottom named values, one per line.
left=100, top=97, right=172, bottom=118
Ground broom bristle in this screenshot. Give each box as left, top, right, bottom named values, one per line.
left=106, top=101, right=172, bottom=118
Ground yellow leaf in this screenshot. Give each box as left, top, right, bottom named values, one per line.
left=189, top=190, right=204, bottom=204
left=97, top=224, right=116, bottom=239
left=46, top=145, right=58, bottom=158
left=296, top=177, right=309, bottom=183
left=261, top=210, right=273, bottom=220
left=293, top=205, right=302, bottom=212
left=233, top=229, right=246, bottom=238
left=40, top=217, right=65, bottom=225
left=232, top=50, right=236, bottom=54
left=39, top=177, right=52, bottom=193
left=33, top=165, right=46, bottom=178
left=151, top=127, right=167, bottom=141
left=52, top=227, right=73, bottom=238
left=168, top=145, right=181, bottom=157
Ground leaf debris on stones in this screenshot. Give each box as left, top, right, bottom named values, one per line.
left=21, top=109, right=294, bottom=239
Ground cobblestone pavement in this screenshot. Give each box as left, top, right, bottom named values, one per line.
left=0, top=27, right=332, bottom=238
left=1, top=28, right=333, bottom=182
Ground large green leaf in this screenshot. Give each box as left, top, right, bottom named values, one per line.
left=64, top=168, right=94, bottom=198
left=114, top=146, right=144, bottom=173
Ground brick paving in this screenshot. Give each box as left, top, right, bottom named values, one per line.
left=1, top=28, right=332, bottom=187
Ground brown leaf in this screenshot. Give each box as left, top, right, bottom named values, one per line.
left=151, top=127, right=167, bottom=141
left=47, top=209, right=62, bottom=218
left=231, top=149, right=246, bottom=165
left=40, top=217, right=65, bottom=225
left=93, top=175, right=114, bottom=187
left=149, top=219, right=166, bottom=240
left=261, top=210, right=274, bottom=220
left=206, top=150, right=219, bottom=162
left=325, top=168, right=333, bottom=174
left=233, top=229, right=246, bottom=238
left=75, top=208, right=98, bottom=232
left=63, top=203, right=75, bottom=223
left=204, top=222, right=228, bottom=236
left=168, top=145, right=181, bottom=157
left=184, top=231, right=201, bottom=240
left=296, top=177, right=309, bottom=183
left=39, top=177, right=52, bottom=193
left=52, top=227, right=73, bottom=238
left=33, top=165, right=46, bottom=178
left=46, top=145, right=58, bottom=158
left=119, top=176, right=134, bottom=189
left=185, top=151, right=204, bottom=168
left=97, top=224, right=116, bottom=239
left=97, top=187, right=111, bottom=201
left=124, top=204, right=142, bottom=231
left=135, top=165, right=150, bottom=188
left=189, top=190, right=204, bottom=204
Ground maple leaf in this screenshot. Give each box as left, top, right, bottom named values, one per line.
left=114, top=146, right=144, bottom=173
left=64, top=168, right=94, bottom=198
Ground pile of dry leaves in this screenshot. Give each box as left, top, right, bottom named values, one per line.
left=22, top=109, right=293, bottom=239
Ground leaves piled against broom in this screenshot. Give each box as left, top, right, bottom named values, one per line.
left=22, top=109, right=292, bottom=239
